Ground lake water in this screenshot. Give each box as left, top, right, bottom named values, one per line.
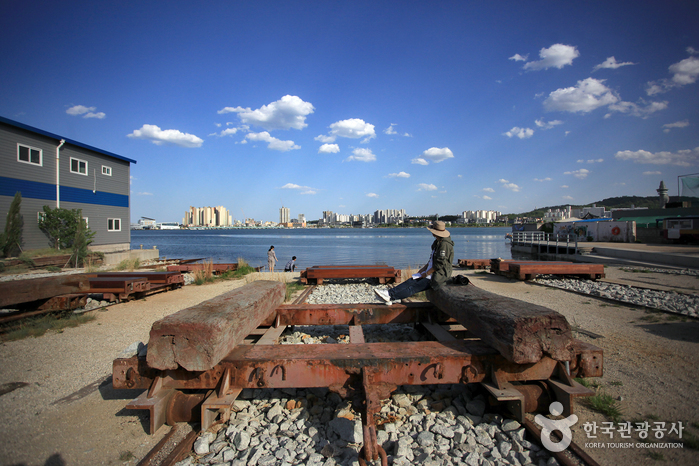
left=130, top=227, right=515, bottom=270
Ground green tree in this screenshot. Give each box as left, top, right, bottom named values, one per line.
left=2, top=192, right=23, bottom=257
left=38, top=206, right=93, bottom=251
left=70, top=209, right=94, bottom=267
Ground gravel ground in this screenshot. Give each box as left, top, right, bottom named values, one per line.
left=1, top=267, right=698, bottom=466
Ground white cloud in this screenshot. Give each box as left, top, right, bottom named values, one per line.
left=218, top=95, right=314, bottom=131
left=417, top=183, right=438, bottom=191
left=137, top=192, right=153, bottom=196
left=577, top=158, right=604, bottom=164
left=411, top=157, right=429, bottom=165
left=533, top=177, right=552, bottom=182
left=212, top=127, right=242, bottom=137
left=483, top=187, right=495, bottom=193
left=592, top=56, right=635, bottom=72
left=503, top=127, right=534, bottom=139
left=245, top=131, right=300, bottom=151
left=561, top=185, right=569, bottom=188
left=509, top=53, right=529, bottom=62
left=498, top=179, right=521, bottom=192
left=563, top=195, right=574, bottom=200
left=564, top=168, right=590, bottom=179
left=482, top=195, right=492, bottom=200
left=643, top=171, right=662, bottom=175
left=420, top=147, right=454, bottom=163
left=128, top=124, right=203, bottom=148
left=66, top=105, right=105, bottom=119
left=280, top=183, right=317, bottom=194
left=367, top=193, right=379, bottom=198
left=387, top=172, right=410, bottom=178
left=535, top=119, right=563, bottom=130
left=318, top=143, right=340, bottom=154
left=403, top=132, right=413, bottom=137
left=345, top=148, right=376, bottom=162
left=544, top=78, right=619, bottom=113
left=384, top=124, right=397, bottom=135
left=663, top=120, right=690, bottom=133
left=646, top=55, right=699, bottom=95
left=523, top=44, right=579, bottom=71
left=615, top=147, right=699, bottom=166
left=607, top=99, right=668, bottom=118
left=318, top=118, right=376, bottom=143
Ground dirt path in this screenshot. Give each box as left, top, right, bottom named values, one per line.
left=1, top=268, right=698, bottom=465
left=464, top=269, right=699, bottom=466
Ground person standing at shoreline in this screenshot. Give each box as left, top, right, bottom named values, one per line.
left=267, top=245, right=278, bottom=272
left=375, top=220, right=454, bottom=305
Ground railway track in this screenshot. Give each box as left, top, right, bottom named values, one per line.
left=121, top=275, right=603, bottom=466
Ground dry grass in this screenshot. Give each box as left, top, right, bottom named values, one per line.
left=113, top=257, right=140, bottom=271
left=193, top=259, right=215, bottom=285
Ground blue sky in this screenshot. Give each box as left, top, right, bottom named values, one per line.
left=2, top=1, right=698, bottom=223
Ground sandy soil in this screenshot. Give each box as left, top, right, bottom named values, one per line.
left=0, top=268, right=698, bottom=466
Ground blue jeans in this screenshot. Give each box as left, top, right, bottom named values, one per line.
left=388, top=277, right=432, bottom=300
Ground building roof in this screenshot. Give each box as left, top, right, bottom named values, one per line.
left=617, top=215, right=687, bottom=228
left=0, top=115, right=136, bottom=164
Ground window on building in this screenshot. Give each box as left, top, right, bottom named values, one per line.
left=108, top=218, right=121, bottom=232
left=18, top=144, right=42, bottom=166
left=101, top=165, right=112, bottom=176
left=70, top=157, right=88, bottom=175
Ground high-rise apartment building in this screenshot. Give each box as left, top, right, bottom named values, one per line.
left=280, top=206, right=290, bottom=224
left=184, top=205, right=232, bottom=227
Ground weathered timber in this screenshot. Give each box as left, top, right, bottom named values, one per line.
left=146, top=280, right=286, bottom=371
left=0, top=274, right=90, bottom=308
left=426, top=283, right=574, bottom=364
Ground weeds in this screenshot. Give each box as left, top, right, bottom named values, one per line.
left=685, top=431, right=699, bottom=450
left=584, top=393, right=622, bottom=422
left=46, top=266, right=62, bottom=273
left=285, top=282, right=305, bottom=301
left=114, top=257, right=140, bottom=271
left=609, top=381, right=623, bottom=386
left=575, top=377, right=601, bottom=389
left=119, top=451, right=135, bottom=461
left=1, top=312, right=97, bottom=342
left=193, top=260, right=215, bottom=285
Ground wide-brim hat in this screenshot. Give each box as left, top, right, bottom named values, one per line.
left=427, top=220, right=450, bottom=237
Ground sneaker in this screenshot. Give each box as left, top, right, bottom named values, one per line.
left=374, top=288, right=391, bottom=303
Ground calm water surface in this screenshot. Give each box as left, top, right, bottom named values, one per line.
left=131, top=227, right=514, bottom=270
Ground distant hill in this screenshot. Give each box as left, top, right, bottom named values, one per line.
left=508, top=195, right=699, bottom=219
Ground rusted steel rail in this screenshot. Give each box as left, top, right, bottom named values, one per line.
left=300, top=265, right=401, bottom=285
left=489, top=259, right=605, bottom=280
left=0, top=274, right=90, bottom=308
left=457, top=259, right=491, bottom=269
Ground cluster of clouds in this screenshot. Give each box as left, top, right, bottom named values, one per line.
left=505, top=44, right=695, bottom=143
left=66, top=105, right=105, bottom=119
left=504, top=43, right=698, bottom=180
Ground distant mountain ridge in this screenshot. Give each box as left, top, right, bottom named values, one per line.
left=510, top=195, right=699, bottom=219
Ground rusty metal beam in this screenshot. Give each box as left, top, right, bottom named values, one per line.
left=275, top=303, right=445, bottom=325
left=113, top=339, right=602, bottom=392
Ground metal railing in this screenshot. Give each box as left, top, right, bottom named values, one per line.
left=511, top=232, right=579, bottom=255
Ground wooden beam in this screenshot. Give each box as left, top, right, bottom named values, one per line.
left=146, top=280, right=286, bottom=371
left=426, top=283, right=574, bottom=364
left=0, top=274, right=90, bottom=308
